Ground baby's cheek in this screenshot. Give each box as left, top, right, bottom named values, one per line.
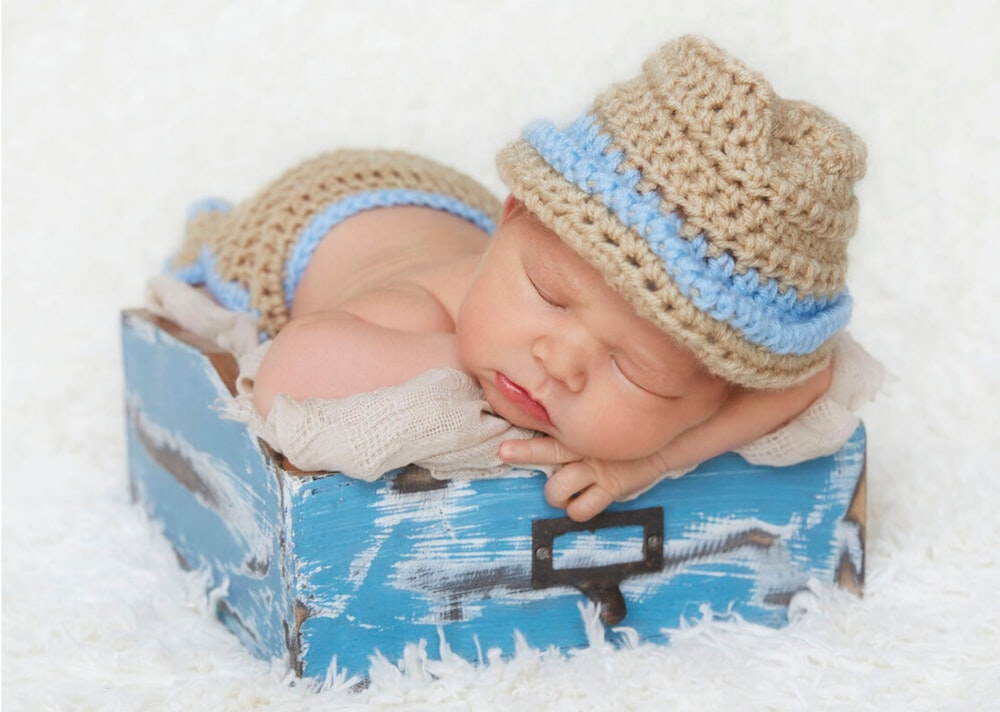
left=561, top=416, right=656, bottom=462
left=453, top=314, right=479, bottom=367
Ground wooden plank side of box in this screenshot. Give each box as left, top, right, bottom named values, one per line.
left=286, top=435, right=865, bottom=678
left=121, top=310, right=294, bottom=661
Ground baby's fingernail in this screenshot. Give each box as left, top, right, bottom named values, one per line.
left=498, top=442, right=513, bottom=460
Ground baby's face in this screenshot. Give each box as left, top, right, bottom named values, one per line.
left=456, top=199, right=731, bottom=461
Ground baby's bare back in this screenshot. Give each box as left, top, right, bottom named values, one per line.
left=292, top=205, right=491, bottom=331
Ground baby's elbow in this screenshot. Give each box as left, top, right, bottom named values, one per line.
left=778, top=362, right=834, bottom=423
left=252, top=354, right=280, bottom=416
left=803, top=362, right=835, bottom=405
left=251, top=326, right=304, bottom=416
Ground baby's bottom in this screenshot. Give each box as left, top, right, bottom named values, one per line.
left=166, top=149, right=501, bottom=338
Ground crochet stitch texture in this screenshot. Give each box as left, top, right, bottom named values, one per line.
left=497, top=35, right=867, bottom=389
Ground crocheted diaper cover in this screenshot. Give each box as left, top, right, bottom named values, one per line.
left=167, top=149, right=502, bottom=337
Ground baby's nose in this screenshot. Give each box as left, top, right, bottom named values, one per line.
left=533, top=329, right=590, bottom=393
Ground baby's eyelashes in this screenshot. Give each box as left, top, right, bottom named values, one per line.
left=612, top=354, right=684, bottom=399
left=611, top=354, right=654, bottom=393
left=528, top=273, right=563, bottom=308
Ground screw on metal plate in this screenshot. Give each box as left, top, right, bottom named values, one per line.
left=530, top=507, right=665, bottom=625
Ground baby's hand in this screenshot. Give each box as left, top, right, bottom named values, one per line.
left=499, top=437, right=670, bottom=522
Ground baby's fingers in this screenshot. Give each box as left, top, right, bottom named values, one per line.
left=565, top=486, right=615, bottom=523
left=544, top=462, right=596, bottom=509
left=499, top=436, right=581, bottom=465
left=543, top=463, right=615, bottom=522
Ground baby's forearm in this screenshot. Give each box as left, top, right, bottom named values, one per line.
left=252, top=311, right=463, bottom=415
left=655, top=364, right=834, bottom=472
left=532, top=364, right=834, bottom=522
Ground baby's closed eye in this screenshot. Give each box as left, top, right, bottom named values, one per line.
left=611, top=354, right=677, bottom=398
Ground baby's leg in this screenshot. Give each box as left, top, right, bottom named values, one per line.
left=166, top=150, right=500, bottom=338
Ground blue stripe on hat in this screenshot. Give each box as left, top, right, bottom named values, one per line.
left=522, top=113, right=851, bottom=356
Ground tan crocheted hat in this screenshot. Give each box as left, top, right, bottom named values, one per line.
left=496, top=36, right=866, bottom=389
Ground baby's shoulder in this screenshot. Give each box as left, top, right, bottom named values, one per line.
left=335, top=282, right=460, bottom=334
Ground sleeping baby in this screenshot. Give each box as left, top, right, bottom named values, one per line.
left=155, top=36, right=881, bottom=521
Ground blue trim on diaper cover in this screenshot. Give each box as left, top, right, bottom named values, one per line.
left=168, top=246, right=259, bottom=318
left=521, top=113, right=852, bottom=356
left=283, top=188, right=497, bottom=308
left=168, top=198, right=260, bottom=318
left=186, top=197, right=233, bottom=222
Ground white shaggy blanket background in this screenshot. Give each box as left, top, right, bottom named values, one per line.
left=4, top=2, right=999, bottom=709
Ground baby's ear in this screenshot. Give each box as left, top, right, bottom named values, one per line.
left=501, top=194, right=523, bottom=221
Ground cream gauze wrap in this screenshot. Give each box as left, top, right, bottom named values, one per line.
left=146, top=276, right=542, bottom=481
left=228, top=340, right=541, bottom=481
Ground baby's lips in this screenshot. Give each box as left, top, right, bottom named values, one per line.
left=495, top=372, right=552, bottom=426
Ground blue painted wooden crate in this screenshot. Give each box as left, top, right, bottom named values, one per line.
left=121, top=309, right=866, bottom=679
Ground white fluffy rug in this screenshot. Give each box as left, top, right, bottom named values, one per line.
left=4, top=2, right=999, bottom=709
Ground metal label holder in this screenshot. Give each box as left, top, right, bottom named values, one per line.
left=531, top=506, right=665, bottom=625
